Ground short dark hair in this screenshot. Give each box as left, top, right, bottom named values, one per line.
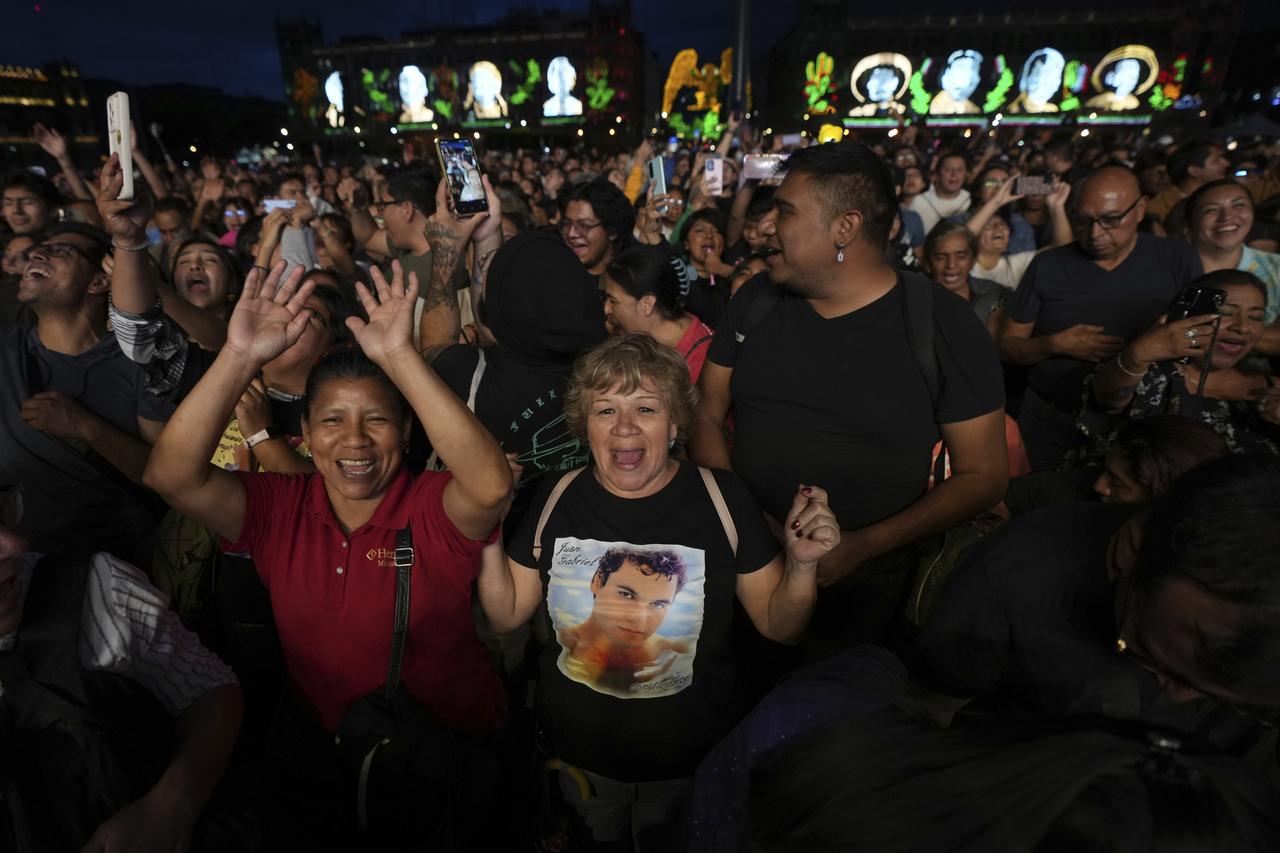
left=937, top=151, right=969, bottom=171
left=1186, top=178, right=1252, bottom=218
left=605, top=246, right=684, bottom=322
left=154, top=196, right=192, bottom=218
left=303, top=344, right=408, bottom=426
left=45, top=221, right=111, bottom=264
left=744, top=185, right=776, bottom=221
left=1112, top=415, right=1228, bottom=500
left=677, top=208, right=726, bottom=252
left=1044, top=138, right=1075, bottom=161
left=1137, top=453, right=1280, bottom=705
left=270, top=171, right=306, bottom=196
left=1169, top=143, right=1219, bottom=184
left=301, top=273, right=363, bottom=344
left=386, top=163, right=438, bottom=213
left=782, top=141, right=897, bottom=250
left=594, top=547, right=687, bottom=596
left=3, top=171, right=61, bottom=209
left=560, top=178, right=636, bottom=249
left=1190, top=267, right=1268, bottom=299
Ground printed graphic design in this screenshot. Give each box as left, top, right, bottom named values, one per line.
left=549, top=538, right=705, bottom=699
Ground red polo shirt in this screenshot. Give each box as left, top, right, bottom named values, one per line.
left=222, top=465, right=505, bottom=732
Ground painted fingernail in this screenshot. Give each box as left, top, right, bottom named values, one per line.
left=795, top=530, right=804, bottom=538
left=791, top=520, right=801, bottom=529
left=802, top=487, right=812, bottom=495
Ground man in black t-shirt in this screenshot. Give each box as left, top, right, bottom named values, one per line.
left=690, top=142, right=1007, bottom=644
left=997, top=166, right=1203, bottom=470
left=907, top=454, right=1280, bottom=765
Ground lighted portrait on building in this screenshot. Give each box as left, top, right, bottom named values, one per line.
left=398, top=65, right=434, bottom=123
left=1007, top=48, right=1066, bottom=113
left=1085, top=46, right=1159, bottom=111
left=930, top=50, right=984, bottom=114
left=544, top=56, right=583, bottom=117
left=324, top=71, right=344, bottom=127
left=848, top=52, right=911, bottom=117
left=464, top=61, right=508, bottom=119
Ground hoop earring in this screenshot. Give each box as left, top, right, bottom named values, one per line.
left=837, top=243, right=845, bottom=263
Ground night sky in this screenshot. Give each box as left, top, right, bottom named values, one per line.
left=3, top=0, right=1277, bottom=101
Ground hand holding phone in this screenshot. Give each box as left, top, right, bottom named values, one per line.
left=705, top=158, right=724, bottom=195
left=263, top=199, right=298, bottom=213
left=743, top=154, right=787, bottom=181
left=645, top=158, right=668, bottom=214
left=435, top=139, right=488, bottom=216
left=106, top=92, right=134, bottom=200
left=1013, top=175, right=1053, bottom=196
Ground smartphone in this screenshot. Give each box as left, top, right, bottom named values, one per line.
left=1167, top=285, right=1227, bottom=322
left=106, top=91, right=134, bottom=200
left=668, top=137, right=679, bottom=155
left=1014, top=175, right=1054, bottom=196
left=263, top=199, right=298, bottom=213
left=743, top=154, right=787, bottom=181
left=705, top=158, right=724, bottom=195
left=645, top=157, right=668, bottom=214
left=780, top=133, right=802, bottom=147
left=435, top=138, right=488, bottom=216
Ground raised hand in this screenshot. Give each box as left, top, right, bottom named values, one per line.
left=95, top=153, right=152, bottom=244
left=200, top=177, right=225, bottom=203
left=33, top=123, right=68, bottom=161
left=1125, top=313, right=1220, bottom=365
left=428, top=177, right=489, bottom=249
left=200, top=156, right=221, bottom=181
left=347, top=260, right=420, bottom=364
left=224, top=261, right=316, bottom=366
left=338, top=176, right=367, bottom=209
left=1046, top=178, right=1071, bottom=211
left=785, top=485, right=841, bottom=567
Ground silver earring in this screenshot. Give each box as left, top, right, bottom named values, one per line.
left=669, top=439, right=676, bottom=449
left=837, top=243, right=845, bottom=263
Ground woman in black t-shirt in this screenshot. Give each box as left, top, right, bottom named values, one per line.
left=479, top=334, right=838, bottom=849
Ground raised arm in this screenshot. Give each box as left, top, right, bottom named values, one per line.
left=736, top=485, right=837, bottom=643
left=96, top=154, right=227, bottom=353
left=191, top=177, right=224, bottom=232
left=964, top=172, right=1023, bottom=237
left=33, top=123, right=94, bottom=204
left=689, top=360, right=735, bottom=470
left=144, top=263, right=317, bottom=542
left=349, top=263, right=511, bottom=541
left=1091, top=313, right=1217, bottom=412
left=726, top=179, right=759, bottom=246
left=418, top=175, right=496, bottom=361
left=338, top=177, right=391, bottom=257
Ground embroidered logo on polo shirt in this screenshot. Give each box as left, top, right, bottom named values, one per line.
left=366, top=547, right=396, bottom=567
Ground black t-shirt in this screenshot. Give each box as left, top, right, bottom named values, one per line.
left=433, top=345, right=589, bottom=479
left=684, top=275, right=732, bottom=330
left=508, top=461, right=780, bottom=781
left=907, top=503, right=1209, bottom=732
left=706, top=275, right=1004, bottom=529
left=1006, top=234, right=1203, bottom=409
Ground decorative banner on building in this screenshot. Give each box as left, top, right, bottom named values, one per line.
left=663, top=48, right=733, bottom=140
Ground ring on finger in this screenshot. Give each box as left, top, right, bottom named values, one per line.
left=1189, top=339, right=1200, bottom=349
left=1184, top=328, right=1198, bottom=340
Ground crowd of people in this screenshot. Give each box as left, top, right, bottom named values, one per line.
left=2, top=109, right=1280, bottom=852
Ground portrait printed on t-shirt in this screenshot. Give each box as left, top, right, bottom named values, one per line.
left=549, top=538, right=706, bottom=699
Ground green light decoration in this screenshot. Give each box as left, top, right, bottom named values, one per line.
left=585, top=59, right=615, bottom=111
left=667, top=113, right=690, bottom=136
left=1059, top=60, right=1086, bottom=112
left=983, top=55, right=1013, bottom=113
left=803, top=51, right=837, bottom=115
left=908, top=58, right=933, bottom=115
left=507, top=59, right=542, bottom=106
left=1149, top=55, right=1186, bottom=111
left=434, top=100, right=454, bottom=119
left=666, top=111, right=724, bottom=141
left=1200, top=57, right=1213, bottom=76
left=362, top=68, right=393, bottom=113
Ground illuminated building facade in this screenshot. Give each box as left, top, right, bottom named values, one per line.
left=276, top=1, right=648, bottom=143
left=767, top=0, right=1243, bottom=129
left=0, top=62, right=97, bottom=162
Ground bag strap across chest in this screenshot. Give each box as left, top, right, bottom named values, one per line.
left=383, top=526, right=414, bottom=698
left=530, top=466, right=738, bottom=562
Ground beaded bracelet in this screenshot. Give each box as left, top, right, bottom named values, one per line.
left=111, top=238, right=150, bottom=252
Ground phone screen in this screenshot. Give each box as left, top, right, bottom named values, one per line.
left=263, top=199, right=298, bottom=213
left=705, top=159, right=724, bottom=195
left=646, top=158, right=668, bottom=214
left=436, top=139, right=488, bottom=216
left=1013, top=176, right=1054, bottom=196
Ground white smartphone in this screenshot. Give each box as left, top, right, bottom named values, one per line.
left=106, top=92, right=134, bottom=200
left=645, top=157, right=668, bottom=214
left=263, top=199, right=298, bottom=213
left=705, top=158, right=724, bottom=195
left=743, top=154, right=788, bottom=181
left=780, top=133, right=803, bottom=147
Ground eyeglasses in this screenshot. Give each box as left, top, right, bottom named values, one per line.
left=1070, top=196, right=1143, bottom=232
left=21, top=241, right=101, bottom=263
left=0, top=484, right=23, bottom=531
left=1116, top=579, right=1277, bottom=727
left=224, top=209, right=248, bottom=217
left=560, top=218, right=604, bottom=237
left=371, top=198, right=408, bottom=214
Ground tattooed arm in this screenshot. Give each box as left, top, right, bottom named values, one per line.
left=419, top=174, right=504, bottom=363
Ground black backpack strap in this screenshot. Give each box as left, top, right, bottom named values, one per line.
left=385, top=526, right=414, bottom=697
left=900, top=272, right=941, bottom=415
left=733, top=276, right=784, bottom=351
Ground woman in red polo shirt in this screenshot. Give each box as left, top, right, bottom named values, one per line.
left=144, top=260, right=512, bottom=736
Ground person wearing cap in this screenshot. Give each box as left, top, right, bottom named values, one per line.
left=418, top=176, right=609, bottom=511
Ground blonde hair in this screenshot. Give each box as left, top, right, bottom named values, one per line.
left=564, top=335, right=699, bottom=444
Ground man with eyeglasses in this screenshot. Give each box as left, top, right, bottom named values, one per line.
left=906, top=453, right=1280, bottom=771
left=558, top=178, right=637, bottom=279
left=997, top=166, right=1203, bottom=470
left=0, top=483, right=244, bottom=851
left=0, top=221, right=174, bottom=567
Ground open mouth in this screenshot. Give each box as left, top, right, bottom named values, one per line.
left=609, top=449, right=644, bottom=470
left=1216, top=338, right=1247, bottom=356
left=186, top=274, right=209, bottom=294
left=335, top=458, right=377, bottom=479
